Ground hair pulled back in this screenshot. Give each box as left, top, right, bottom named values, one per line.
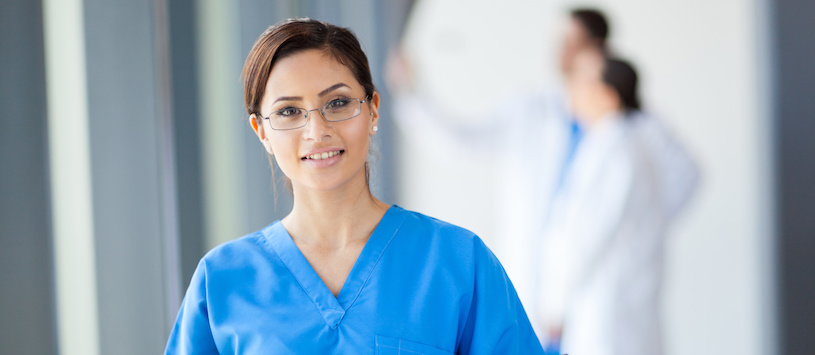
left=242, top=18, right=376, bottom=117
left=602, top=57, right=640, bottom=111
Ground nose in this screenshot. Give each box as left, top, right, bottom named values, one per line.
left=302, top=109, right=332, bottom=141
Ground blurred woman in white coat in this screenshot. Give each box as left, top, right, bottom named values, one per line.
left=537, top=48, right=690, bottom=355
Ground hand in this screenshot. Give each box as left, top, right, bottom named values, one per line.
left=544, top=326, right=563, bottom=354
left=547, top=325, right=562, bottom=342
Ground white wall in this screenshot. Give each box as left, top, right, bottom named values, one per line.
left=396, top=1, right=773, bottom=354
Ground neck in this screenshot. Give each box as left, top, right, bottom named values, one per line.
left=577, top=108, right=622, bottom=127
left=283, top=173, right=389, bottom=248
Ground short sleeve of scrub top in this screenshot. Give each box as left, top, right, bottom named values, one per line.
left=165, top=205, right=545, bottom=354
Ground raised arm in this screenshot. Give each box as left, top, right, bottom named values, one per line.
left=386, top=50, right=543, bottom=157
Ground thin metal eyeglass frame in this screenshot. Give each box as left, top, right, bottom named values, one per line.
left=259, top=97, right=369, bottom=131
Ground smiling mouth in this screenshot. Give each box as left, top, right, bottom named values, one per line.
left=302, top=150, right=345, bottom=161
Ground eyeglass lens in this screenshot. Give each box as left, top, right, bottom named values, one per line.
left=269, top=98, right=363, bottom=130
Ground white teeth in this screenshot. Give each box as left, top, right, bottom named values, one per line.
left=306, top=150, right=341, bottom=160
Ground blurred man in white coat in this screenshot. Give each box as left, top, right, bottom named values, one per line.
left=388, top=8, right=699, bottom=355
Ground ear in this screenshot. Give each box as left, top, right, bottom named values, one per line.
left=368, top=91, right=381, bottom=135
left=250, top=113, right=274, bottom=155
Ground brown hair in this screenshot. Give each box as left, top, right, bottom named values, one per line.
left=241, top=18, right=377, bottom=195
left=570, top=8, right=609, bottom=50
left=242, top=18, right=376, bottom=117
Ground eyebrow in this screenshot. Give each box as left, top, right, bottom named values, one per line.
left=318, top=83, right=350, bottom=97
left=272, top=83, right=351, bottom=104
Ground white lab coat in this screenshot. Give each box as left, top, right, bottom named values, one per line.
left=539, top=111, right=678, bottom=355
left=392, top=89, right=698, bottom=355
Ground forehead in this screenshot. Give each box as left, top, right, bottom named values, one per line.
left=264, top=49, right=360, bottom=98
left=564, top=17, right=589, bottom=39
left=573, top=49, right=605, bottom=78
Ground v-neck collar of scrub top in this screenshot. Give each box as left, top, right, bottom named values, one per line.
left=264, top=205, right=407, bottom=329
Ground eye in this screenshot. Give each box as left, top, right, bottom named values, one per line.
left=275, top=107, right=302, bottom=118
left=325, top=98, right=351, bottom=111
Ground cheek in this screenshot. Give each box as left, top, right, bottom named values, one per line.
left=268, top=135, right=299, bottom=170
left=343, top=123, right=371, bottom=159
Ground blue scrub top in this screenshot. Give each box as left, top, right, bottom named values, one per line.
left=165, top=205, right=545, bottom=354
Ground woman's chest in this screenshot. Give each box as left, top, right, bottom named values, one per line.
left=206, top=265, right=465, bottom=354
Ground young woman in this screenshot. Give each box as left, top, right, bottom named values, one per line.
left=164, top=18, right=544, bottom=354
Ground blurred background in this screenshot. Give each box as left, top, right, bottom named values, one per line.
left=1, top=0, right=813, bottom=354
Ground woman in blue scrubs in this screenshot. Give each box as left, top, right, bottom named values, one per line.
left=165, top=18, right=544, bottom=354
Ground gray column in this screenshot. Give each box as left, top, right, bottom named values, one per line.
left=305, top=0, right=342, bottom=23
left=0, top=1, right=57, bottom=354
left=772, top=0, right=815, bottom=354
left=168, top=0, right=208, bottom=295
left=81, top=0, right=179, bottom=353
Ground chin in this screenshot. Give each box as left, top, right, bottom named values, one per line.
left=297, top=169, right=365, bottom=193
left=303, top=180, right=346, bottom=192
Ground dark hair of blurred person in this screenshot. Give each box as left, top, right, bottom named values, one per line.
left=560, top=8, right=610, bottom=74
left=603, top=57, right=640, bottom=111
left=570, top=9, right=609, bottom=47
left=569, top=48, right=641, bottom=122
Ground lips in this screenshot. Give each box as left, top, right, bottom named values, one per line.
left=302, top=150, right=344, bottom=160
left=300, top=148, right=345, bottom=168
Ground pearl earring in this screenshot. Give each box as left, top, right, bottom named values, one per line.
left=372, top=126, right=378, bottom=132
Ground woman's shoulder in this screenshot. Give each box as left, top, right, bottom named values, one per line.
left=393, top=206, right=511, bottom=284
left=391, top=206, right=493, bottom=256
left=394, top=206, right=477, bottom=239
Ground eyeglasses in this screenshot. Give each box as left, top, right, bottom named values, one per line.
left=259, top=97, right=368, bottom=130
